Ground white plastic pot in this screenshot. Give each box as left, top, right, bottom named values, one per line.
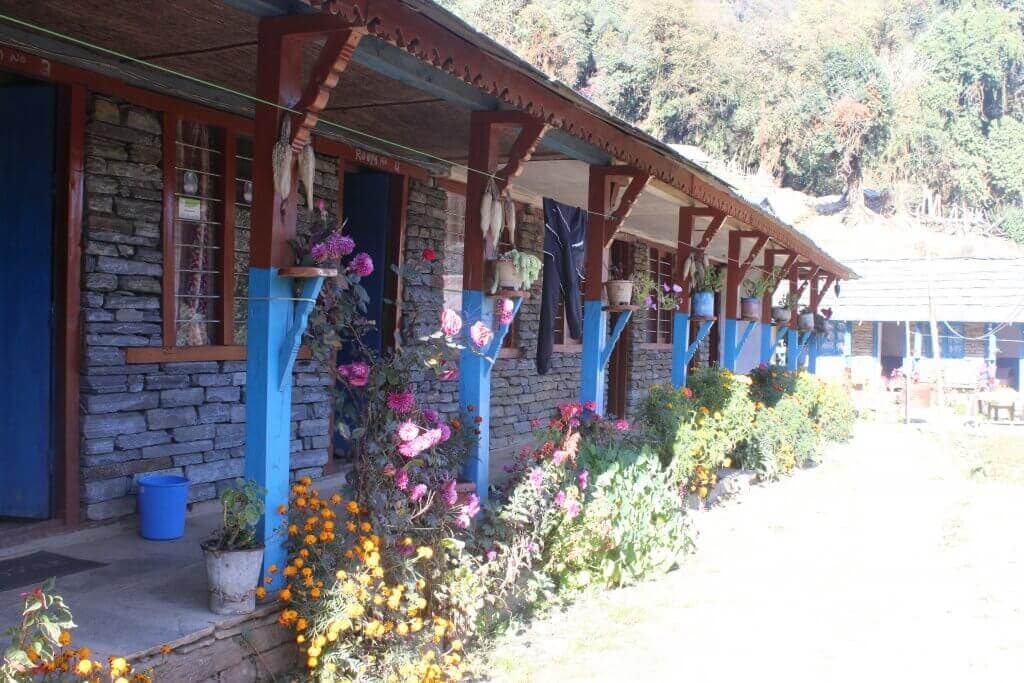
left=604, top=280, right=633, bottom=306
left=495, top=260, right=523, bottom=290
left=203, top=545, right=264, bottom=615
left=798, top=312, right=815, bottom=331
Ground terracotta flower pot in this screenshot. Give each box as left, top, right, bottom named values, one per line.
left=604, top=280, right=633, bottom=306
left=740, top=297, right=761, bottom=320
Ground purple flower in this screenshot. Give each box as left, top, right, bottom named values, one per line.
left=441, top=479, right=458, bottom=506
left=554, top=490, right=566, bottom=507
left=310, top=231, right=355, bottom=263
left=424, top=428, right=444, bottom=447
left=485, top=549, right=498, bottom=562
left=337, top=361, right=370, bottom=387
left=438, top=423, right=452, bottom=442
left=350, top=252, right=374, bottom=277
left=528, top=467, right=544, bottom=492
left=423, top=408, right=440, bottom=423
left=397, top=420, right=419, bottom=442
left=387, top=389, right=415, bottom=414
left=337, top=235, right=355, bottom=256
left=552, top=450, right=568, bottom=466
left=455, top=512, right=471, bottom=528
left=496, top=298, right=515, bottom=325
left=463, top=494, right=480, bottom=519
left=565, top=499, right=582, bottom=520
left=672, top=284, right=683, bottom=293
left=577, top=469, right=589, bottom=491
left=395, top=468, right=409, bottom=491
left=409, top=483, right=428, bottom=502
left=399, top=441, right=420, bottom=459
left=662, top=283, right=670, bottom=292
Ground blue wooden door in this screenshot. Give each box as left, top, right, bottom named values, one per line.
left=0, top=84, right=56, bottom=518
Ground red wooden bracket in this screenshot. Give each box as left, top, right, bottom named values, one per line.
left=812, top=272, right=836, bottom=309
left=795, top=266, right=820, bottom=298
left=779, top=253, right=799, bottom=279
left=696, top=212, right=726, bottom=251
left=604, top=171, right=649, bottom=245
left=289, top=28, right=366, bottom=151
left=495, top=121, right=548, bottom=191
left=737, top=235, right=769, bottom=281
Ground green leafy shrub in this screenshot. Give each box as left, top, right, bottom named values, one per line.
left=736, top=396, right=820, bottom=478
left=748, top=364, right=799, bottom=407
left=636, top=384, right=696, bottom=466
left=546, top=441, right=692, bottom=591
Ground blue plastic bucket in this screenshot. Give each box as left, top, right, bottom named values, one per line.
left=692, top=290, right=715, bottom=318
left=137, top=475, right=190, bottom=540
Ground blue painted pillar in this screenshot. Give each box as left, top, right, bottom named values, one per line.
left=1017, top=323, right=1024, bottom=391
left=786, top=328, right=799, bottom=371
left=460, top=290, right=493, bottom=502
left=722, top=318, right=738, bottom=371
left=580, top=300, right=607, bottom=414
left=807, top=332, right=818, bottom=374
left=672, top=311, right=691, bottom=387
left=759, top=323, right=774, bottom=365
left=245, top=267, right=292, bottom=591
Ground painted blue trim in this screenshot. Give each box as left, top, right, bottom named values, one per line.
left=807, top=333, right=819, bottom=374
left=786, top=328, right=799, bottom=371
left=683, top=320, right=715, bottom=369
left=483, top=296, right=524, bottom=362
left=759, top=323, right=775, bottom=365
left=580, top=300, right=608, bottom=415
left=671, top=311, right=691, bottom=387
left=600, top=310, right=633, bottom=369
left=278, top=276, right=326, bottom=389
left=722, top=318, right=758, bottom=371
left=797, top=331, right=815, bottom=365
left=1018, top=324, right=1024, bottom=391
left=986, top=322, right=998, bottom=363
left=245, top=267, right=293, bottom=591
left=460, top=290, right=493, bottom=502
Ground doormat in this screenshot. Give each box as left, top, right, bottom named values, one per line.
left=0, top=551, right=106, bottom=592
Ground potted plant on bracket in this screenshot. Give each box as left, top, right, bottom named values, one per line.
left=772, top=292, right=799, bottom=325
left=492, top=248, right=542, bottom=292
left=741, top=269, right=778, bottom=320
left=202, top=478, right=267, bottom=615
left=604, top=264, right=634, bottom=306
left=688, top=254, right=723, bottom=318
left=798, top=306, right=816, bottom=332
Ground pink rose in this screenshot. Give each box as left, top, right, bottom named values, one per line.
left=469, top=321, right=493, bottom=348
left=440, top=308, right=463, bottom=337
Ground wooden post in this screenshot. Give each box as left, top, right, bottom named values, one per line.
left=459, top=112, right=499, bottom=500
left=807, top=275, right=819, bottom=374
left=672, top=208, right=695, bottom=387
left=581, top=167, right=611, bottom=412
left=722, top=231, right=742, bottom=370
left=786, top=267, right=799, bottom=371
left=759, top=250, right=775, bottom=365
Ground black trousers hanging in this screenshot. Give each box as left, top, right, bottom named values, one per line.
left=537, top=197, right=586, bottom=375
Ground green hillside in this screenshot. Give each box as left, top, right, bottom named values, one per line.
left=440, top=0, right=1024, bottom=228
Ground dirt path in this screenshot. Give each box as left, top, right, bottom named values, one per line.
left=483, top=423, right=1024, bottom=682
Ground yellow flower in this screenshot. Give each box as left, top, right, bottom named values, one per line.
left=109, top=657, right=129, bottom=676
left=307, top=656, right=318, bottom=669
left=76, top=660, right=93, bottom=675
left=416, top=546, right=433, bottom=560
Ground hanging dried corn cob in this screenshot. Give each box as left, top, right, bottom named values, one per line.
left=272, top=116, right=293, bottom=199
left=503, top=193, right=516, bottom=246
left=299, top=142, right=316, bottom=210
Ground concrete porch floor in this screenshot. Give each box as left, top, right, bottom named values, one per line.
left=0, top=471, right=347, bottom=662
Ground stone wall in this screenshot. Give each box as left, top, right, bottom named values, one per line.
left=131, top=605, right=294, bottom=682
left=78, top=95, right=331, bottom=521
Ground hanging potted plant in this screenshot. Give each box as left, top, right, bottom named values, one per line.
left=688, top=255, right=723, bottom=318
left=772, top=292, right=798, bottom=324
left=492, top=248, right=542, bottom=292
left=202, top=478, right=267, bottom=615
left=798, top=306, right=816, bottom=332
left=604, top=264, right=634, bottom=306
left=741, top=271, right=777, bottom=320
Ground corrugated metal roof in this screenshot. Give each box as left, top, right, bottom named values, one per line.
left=822, top=258, right=1024, bottom=323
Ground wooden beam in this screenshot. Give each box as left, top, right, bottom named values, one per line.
left=220, top=131, right=237, bottom=346
left=760, top=250, right=775, bottom=324
left=737, top=235, right=769, bottom=282
left=696, top=213, right=726, bottom=251
left=161, top=111, right=178, bottom=344
left=289, top=28, right=366, bottom=151
left=495, top=121, right=549, bottom=191
left=726, top=231, right=742, bottom=319
left=795, top=266, right=820, bottom=298
left=586, top=166, right=611, bottom=301
left=676, top=207, right=695, bottom=312
left=779, top=253, right=800, bottom=279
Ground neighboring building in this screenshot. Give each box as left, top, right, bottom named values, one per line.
left=815, top=258, right=1024, bottom=390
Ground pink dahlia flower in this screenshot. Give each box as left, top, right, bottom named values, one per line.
left=440, top=308, right=462, bottom=336
left=337, top=361, right=370, bottom=387
left=350, top=252, right=374, bottom=277
left=469, top=321, right=493, bottom=348
left=387, top=389, right=415, bottom=414
left=397, top=420, right=419, bottom=442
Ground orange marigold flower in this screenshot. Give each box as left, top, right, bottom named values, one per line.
left=58, top=630, right=72, bottom=646
left=284, top=566, right=298, bottom=577
left=304, top=534, right=317, bottom=545
left=264, top=576, right=273, bottom=584
left=293, top=557, right=304, bottom=568
left=276, top=504, right=287, bottom=514
left=160, top=644, right=172, bottom=655
left=345, top=521, right=356, bottom=532
left=330, top=494, right=342, bottom=505
left=299, top=548, right=309, bottom=558
left=77, top=647, right=91, bottom=659
left=255, top=587, right=267, bottom=600
left=359, top=521, right=372, bottom=533
left=296, top=618, right=308, bottom=631
left=311, top=588, right=321, bottom=599
left=295, top=497, right=307, bottom=508
left=346, top=501, right=360, bottom=514
left=288, top=524, right=299, bottom=536
left=279, top=588, right=292, bottom=601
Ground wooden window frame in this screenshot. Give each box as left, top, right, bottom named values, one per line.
left=639, top=245, right=676, bottom=348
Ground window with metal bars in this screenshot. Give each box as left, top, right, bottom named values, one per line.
left=645, top=247, right=675, bottom=345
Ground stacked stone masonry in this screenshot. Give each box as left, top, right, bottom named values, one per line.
left=625, top=241, right=673, bottom=415
left=79, top=96, right=332, bottom=521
